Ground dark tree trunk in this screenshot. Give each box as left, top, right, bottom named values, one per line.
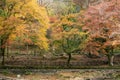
left=107, top=54, right=114, bottom=66
left=67, top=53, right=71, bottom=66
left=1, top=48, right=5, bottom=65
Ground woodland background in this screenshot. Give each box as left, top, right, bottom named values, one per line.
left=0, top=0, right=120, bottom=68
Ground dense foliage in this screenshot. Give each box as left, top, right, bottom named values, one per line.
left=0, top=0, right=120, bottom=67
left=0, top=0, right=49, bottom=65
left=51, top=13, right=87, bottom=65
left=83, top=0, right=120, bottom=66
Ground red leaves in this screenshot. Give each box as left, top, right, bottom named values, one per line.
left=49, top=16, right=58, bottom=23
left=83, top=0, right=120, bottom=56
left=24, top=38, right=33, bottom=45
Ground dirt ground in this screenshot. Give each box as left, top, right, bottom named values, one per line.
left=0, top=69, right=120, bottom=80
left=4, top=54, right=120, bottom=68
left=0, top=54, right=120, bottom=80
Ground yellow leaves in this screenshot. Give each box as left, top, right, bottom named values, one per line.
left=7, top=0, right=49, bottom=29
left=112, top=40, right=120, bottom=46
left=0, top=0, right=50, bottom=51
left=52, top=12, right=86, bottom=41
left=0, top=17, right=4, bottom=21
left=15, top=24, right=26, bottom=36
left=0, top=25, right=3, bottom=31
left=9, top=34, right=16, bottom=40
left=23, top=0, right=49, bottom=29
left=35, top=37, right=49, bottom=50
left=62, top=29, right=79, bottom=37
left=61, top=20, right=75, bottom=26
left=79, top=10, right=85, bottom=14
left=7, top=16, right=21, bottom=26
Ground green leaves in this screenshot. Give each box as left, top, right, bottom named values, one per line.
left=0, top=9, right=8, bottom=18
left=62, top=24, right=72, bottom=32
left=0, top=3, right=15, bottom=18
left=52, top=13, right=87, bottom=54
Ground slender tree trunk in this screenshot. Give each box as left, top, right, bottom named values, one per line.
left=26, top=44, right=29, bottom=54
left=67, top=53, right=71, bottom=66
left=107, top=54, right=114, bottom=66
left=6, top=44, right=9, bottom=57
left=1, top=48, right=5, bottom=66
left=0, top=39, right=5, bottom=65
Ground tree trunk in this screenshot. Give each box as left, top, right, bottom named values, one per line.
left=1, top=48, right=5, bottom=66
left=6, top=45, right=9, bottom=57
left=67, top=53, right=71, bottom=66
left=107, top=54, right=114, bottom=66
left=26, top=44, right=29, bottom=54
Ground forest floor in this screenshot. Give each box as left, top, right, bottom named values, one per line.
left=0, top=54, right=120, bottom=80
left=2, top=54, right=120, bottom=68
left=0, top=69, right=120, bottom=80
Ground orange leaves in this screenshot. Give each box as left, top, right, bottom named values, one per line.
left=24, top=38, right=33, bottom=45
left=84, top=41, right=101, bottom=56
left=52, top=13, right=81, bottom=40
left=83, top=0, right=120, bottom=56
left=15, top=25, right=26, bottom=35
left=51, top=11, right=88, bottom=54
left=0, top=0, right=50, bottom=51
left=49, top=16, right=58, bottom=23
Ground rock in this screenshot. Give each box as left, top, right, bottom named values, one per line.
left=17, top=74, right=21, bottom=78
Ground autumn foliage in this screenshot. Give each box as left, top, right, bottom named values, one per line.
left=0, top=0, right=49, bottom=50
left=0, top=0, right=49, bottom=65
left=82, top=0, right=120, bottom=66
left=0, top=0, right=120, bottom=67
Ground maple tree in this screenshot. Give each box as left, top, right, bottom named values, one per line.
left=0, top=0, right=49, bottom=65
left=51, top=13, right=87, bottom=66
left=83, top=0, right=120, bottom=66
